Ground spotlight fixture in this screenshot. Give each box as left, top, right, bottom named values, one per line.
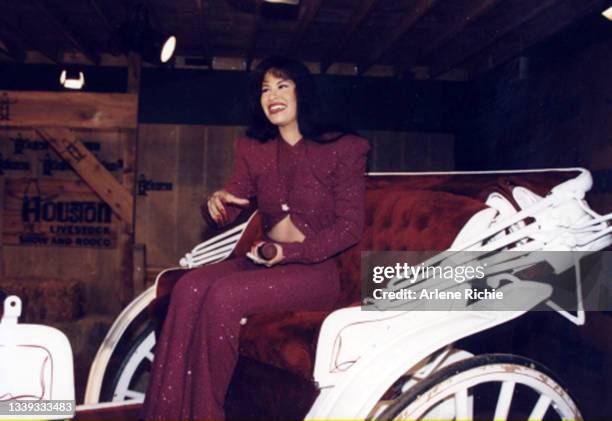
left=119, top=4, right=177, bottom=65
left=603, top=6, right=612, bottom=20
left=159, top=35, right=176, bottom=63
left=59, top=69, right=85, bottom=90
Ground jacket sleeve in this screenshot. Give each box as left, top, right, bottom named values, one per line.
left=280, top=136, right=370, bottom=264
left=201, top=136, right=257, bottom=227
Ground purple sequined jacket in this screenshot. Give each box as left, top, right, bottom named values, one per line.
left=203, top=133, right=370, bottom=264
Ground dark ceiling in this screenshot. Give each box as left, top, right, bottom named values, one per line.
left=1, top=0, right=611, bottom=78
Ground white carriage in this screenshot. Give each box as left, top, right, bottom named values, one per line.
left=80, top=168, right=611, bottom=420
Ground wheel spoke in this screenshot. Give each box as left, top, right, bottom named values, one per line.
left=528, top=395, right=552, bottom=420
left=493, top=381, right=515, bottom=421
left=454, top=388, right=470, bottom=420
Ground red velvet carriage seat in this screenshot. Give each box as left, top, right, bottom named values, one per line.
left=154, top=171, right=579, bottom=381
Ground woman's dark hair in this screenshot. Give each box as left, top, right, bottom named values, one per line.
left=246, top=55, right=353, bottom=143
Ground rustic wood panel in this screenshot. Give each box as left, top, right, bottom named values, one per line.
left=205, top=126, right=246, bottom=191
left=36, top=127, right=133, bottom=227
left=0, top=128, right=121, bottom=182
left=135, top=125, right=181, bottom=268
left=364, top=130, right=454, bottom=172
left=134, top=124, right=248, bottom=270
left=0, top=91, right=137, bottom=130
left=2, top=178, right=122, bottom=314
left=175, top=125, right=207, bottom=256
left=2, top=246, right=119, bottom=314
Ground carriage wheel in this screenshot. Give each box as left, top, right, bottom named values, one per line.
left=374, top=354, right=581, bottom=421
left=100, top=322, right=156, bottom=402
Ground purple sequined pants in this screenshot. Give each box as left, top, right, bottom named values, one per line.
left=141, top=255, right=340, bottom=420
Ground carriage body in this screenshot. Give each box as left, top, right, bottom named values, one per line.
left=81, top=168, right=612, bottom=420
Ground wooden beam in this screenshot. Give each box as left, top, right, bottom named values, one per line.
left=357, top=0, right=437, bottom=75
left=0, top=91, right=138, bottom=130
left=193, top=0, right=212, bottom=59
left=473, top=0, right=609, bottom=74
left=35, top=127, right=134, bottom=228
left=245, top=0, right=263, bottom=70
left=34, top=0, right=100, bottom=64
left=0, top=15, right=59, bottom=63
left=429, top=0, right=561, bottom=77
left=89, top=0, right=119, bottom=37
left=395, top=0, right=501, bottom=76
left=0, top=33, right=26, bottom=62
left=119, top=52, right=141, bottom=300
left=320, top=0, right=381, bottom=74
left=284, top=0, right=324, bottom=55
left=141, top=0, right=165, bottom=35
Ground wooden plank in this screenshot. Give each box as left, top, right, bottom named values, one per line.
left=34, top=0, right=100, bottom=64
left=472, top=0, right=608, bottom=74
left=0, top=34, right=25, bottom=62
left=89, top=0, right=121, bottom=38
left=320, top=0, right=381, bottom=74
left=284, top=0, right=324, bottom=54
left=245, top=0, right=263, bottom=70
left=362, top=130, right=454, bottom=171
left=429, top=0, right=560, bottom=78
left=0, top=15, right=58, bottom=63
left=118, top=127, right=138, bottom=298
left=35, top=127, right=134, bottom=228
left=358, top=0, right=437, bottom=75
left=395, top=0, right=502, bottom=76
left=0, top=91, right=138, bottom=130
left=118, top=51, right=141, bottom=300
left=176, top=125, right=207, bottom=256
left=135, top=124, right=180, bottom=268
left=193, top=0, right=212, bottom=59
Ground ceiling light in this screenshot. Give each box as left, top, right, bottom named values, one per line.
left=119, top=5, right=177, bottom=65
left=60, top=69, right=85, bottom=90
left=603, top=6, right=612, bottom=20
left=160, top=35, right=176, bottom=63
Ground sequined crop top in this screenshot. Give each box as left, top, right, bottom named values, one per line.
left=203, top=133, right=370, bottom=264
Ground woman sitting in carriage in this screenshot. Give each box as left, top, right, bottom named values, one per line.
left=141, top=55, right=370, bottom=420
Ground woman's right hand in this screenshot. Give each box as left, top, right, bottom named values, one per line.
left=207, top=190, right=250, bottom=225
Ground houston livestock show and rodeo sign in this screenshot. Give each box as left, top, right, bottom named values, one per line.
left=1, top=90, right=138, bottom=249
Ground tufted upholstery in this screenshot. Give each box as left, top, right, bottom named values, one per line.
left=236, top=172, right=580, bottom=378
left=155, top=171, right=580, bottom=381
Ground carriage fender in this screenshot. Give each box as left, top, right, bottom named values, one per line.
left=306, top=308, right=527, bottom=420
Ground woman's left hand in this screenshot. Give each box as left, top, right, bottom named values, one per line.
left=247, top=241, right=284, bottom=267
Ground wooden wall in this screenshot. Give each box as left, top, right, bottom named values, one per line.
left=455, top=36, right=612, bottom=213
left=0, top=128, right=127, bottom=314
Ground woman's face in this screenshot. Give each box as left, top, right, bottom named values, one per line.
left=260, top=70, right=298, bottom=128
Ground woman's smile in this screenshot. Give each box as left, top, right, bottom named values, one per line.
left=268, top=101, right=287, bottom=115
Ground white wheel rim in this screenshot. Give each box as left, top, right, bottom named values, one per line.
left=396, top=363, right=579, bottom=420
